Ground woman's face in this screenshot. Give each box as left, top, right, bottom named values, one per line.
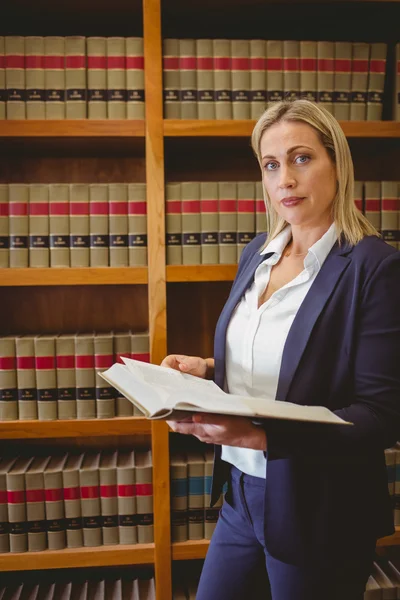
left=260, top=120, right=337, bottom=229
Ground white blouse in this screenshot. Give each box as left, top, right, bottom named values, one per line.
left=221, top=223, right=337, bottom=478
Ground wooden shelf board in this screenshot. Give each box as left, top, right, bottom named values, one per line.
left=0, top=121, right=145, bottom=138
left=164, top=120, right=400, bottom=139
left=166, top=264, right=237, bottom=282
left=376, top=527, right=400, bottom=547
left=0, top=268, right=148, bottom=286
left=172, top=540, right=210, bottom=560
left=0, top=544, right=155, bottom=571
left=0, top=417, right=151, bottom=440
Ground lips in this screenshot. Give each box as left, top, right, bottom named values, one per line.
left=281, top=197, right=305, bottom=207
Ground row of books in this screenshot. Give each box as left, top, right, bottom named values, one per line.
left=0, top=331, right=149, bottom=421
left=385, top=443, right=400, bottom=526
left=355, top=181, right=400, bottom=250
left=163, top=39, right=390, bottom=121
left=0, top=36, right=144, bottom=120
left=0, top=450, right=153, bottom=554
left=0, top=183, right=148, bottom=269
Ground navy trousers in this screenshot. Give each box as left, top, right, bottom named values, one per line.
left=196, top=466, right=376, bottom=600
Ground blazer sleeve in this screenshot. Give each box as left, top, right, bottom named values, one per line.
left=264, top=251, right=400, bottom=459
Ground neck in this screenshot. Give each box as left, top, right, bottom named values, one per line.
left=289, top=220, right=333, bottom=255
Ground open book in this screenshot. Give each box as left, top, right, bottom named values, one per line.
left=100, top=358, right=352, bottom=426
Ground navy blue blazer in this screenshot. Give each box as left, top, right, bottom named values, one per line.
left=211, top=232, right=400, bottom=565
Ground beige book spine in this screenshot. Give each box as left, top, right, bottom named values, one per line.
left=114, top=333, right=133, bottom=416
left=79, top=452, right=102, bottom=547
left=25, top=456, right=51, bottom=552
left=87, top=37, right=107, bottom=119
left=166, top=182, right=182, bottom=265
left=7, top=457, right=34, bottom=553
left=9, top=183, right=29, bottom=268
left=138, top=578, right=156, bottom=600
left=75, top=334, right=96, bottom=419
left=34, top=335, right=57, bottom=421
left=62, top=454, right=84, bottom=548
left=283, top=40, right=300, bottom=102
left=300, top=41, right=317, bottom=102
left=181, top=181, right=201, bottom=265
left=237, top=182, right=255, bottom=262
left=128, top=183, right=147, bottom=267
left=187, top=451, right=204, bottom=540
left=250, top=39, right=267, bottom=120
left=266, top=40, right=284, bottom=104
left=200, top=181, right=219, bottom=265
left=135, top=450, right=154, bottom=543
left=364, top=181, right=381, bottom=230
left=5, top=36, right=25, bottom=119
left=0, top=37, right=5, bottom=119
left=163, top=39, right=180, bottom=118
left=65, top=36, right=87, bottom=119
left=0, top=184, right=9, bottom=268
left=49, top=183, right=70, bottom=267
left=317, top=41, right=334, bottom=113
left=350, top=42, right=369, bottom=121
left=218, top=182, right=237, bottom=264
left=381, top=181, right=399, bottom=249
left=16, top=336, right=37, bottom=420
left=29, top=184, right=50, bottom=268
left=126, top=37, right=145, bottom=120
left=89, top=183, right=109, bottom=267
left=204, top=449, right=218, bottom=540
left=117, top=450, right=137, bottom=545
left=107, top=37, right=126, bottom=120
left=196, top=39, right=215, bottom=120
left=94, top=333, right=115, bottom=419
left=170, top=453, right=188, bottom=542
left=180, top=39, right=197, bottom=119
left=44, top=36, right=65, bottom=119
left=25, top=36, right=45, bottom=119
left=0, top=336, right=18, bottom=420
left=231, top=40, right=250, bottom=119
left=367, top=43, right=387, bottom=121
left=395, top=44, right=400, bottom=121
left=43, top=454, right=68, bottom=550
left=213, top=39, right=232, bottom=119
left=131, top=332, right=149, bottom=415
left=0, top=457, right=17, bottom=552
left=333, top=42, right=352, bottom=121
left=255, top=181, right=267, bottom=235
left=70, top=183, right=90, bottom=267
left=109, top=183, right=128, bottom=266
left=99, top=452, right=119, bottom=545
left=354, top=180, right=364, bottom=213
left=56, top=334, right=76, bottom=420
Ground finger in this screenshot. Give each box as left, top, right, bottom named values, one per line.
left=193, top=413, right=224, bottom=425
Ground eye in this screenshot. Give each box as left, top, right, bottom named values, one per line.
left=264, top=161, right=279, bottom=171
left=295, top=154, right=310, bottom=164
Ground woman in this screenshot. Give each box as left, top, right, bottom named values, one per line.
left=162, top=100, right=400, bottom=600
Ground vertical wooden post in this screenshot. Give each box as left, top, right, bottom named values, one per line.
left=143, top=0, right=172, bottom=598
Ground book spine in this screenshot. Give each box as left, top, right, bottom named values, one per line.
left=63, top=462, right=83, bottom=548
left=29, top=184, right=50, bottom=268
left=163, top=39, right=180, bottom=118
left=218, top=182, right=237, bottom=264
left=75, top=334, right=96, bottom=419
left=196, top=39, right=215, bottom=120
left=395, top=44, right=400, bottom=121
left=0, top=461, right=14, bottom=552
left=87, top=37, right=107, bottom=119
left=126, top=37, right=145, bottom=120
left=237, top=182, right=255, bottom=262
left=0, top=37, right=5, bottom=119
left=70, top=183, right=90, bottom=267
left=7, top=469, right=28, bottom=552
left=80, top=456, right=102, bottom=547
left=35, top=336, right=58, bottom=421
left=317, top=41, right=334, bottom=113
left=213, top=39, right=232, bottom=119
left=5, top=36, right=25, bottom=119
left=350, top=42, right=369, bottom=121
left=255, top=181, right=267, bottom=234
left=26, top=462, right=49, bottom=552
left=9, top=183, right=29, bottom=268
left=166, top=182, right=182, bottom=265
left=250, top=39, right=267, bottom=120
left=44, top=464, right=66, bottom=550
left=187, top=456, right=204, bottom=540
left=0, top=337, right=18, bottom=420
left=381, top=181, right=399, bottom=249
left=333, top=42, right=352, bottom=121
left=94, top=334, right=115, bottom=419
left=56, top=335, right=76, bottom=420
left=89, top=183, right=109, bottom=267
left=117, top=459, right=137, bottom=544
left=384, top=448, right=396, bottom=512
left=231, top=40, right=250, bottom=120
left=109, top=183, right=129, bottom=266
left=65, top=36, right=87, bottom=119
left=200, top=181, right=219, bottom=265
left=25, top=36, right=45, bottom=119
left=364, top=181, right=381, bottom=231
left=300, top=41, right=317, bottom=103
left=136, top=457, right=154, bottom=543
left=114, top=333, right=133, bottom=416
left=128, top=183, right=147, bottom=267
left=107, top=37, right=126, bottom=120
left=100, top=459, right=119, bottom=545
left=354, top=181, right=364, bottom=213
left=49, top=183, right=70, bottom=267
left=283, top=40, right=300, bottom=102
left=131, top=332, right=150, bottom=415
left=182, top=182, right=201, bottom=265
left=16, top=337, right=37, bottom=420
left=180, top=39, right=197, bottom=119
left=266, top=40, right=283, bottom=104
left=170, top=460, right=188, bottom=542
left=44, top=36, right=65, bottom=119
left=367, top=43, right=387, bottom=121
left=0, top=184, right=9, bottom=268
left=204, top=455, right=219, bottom=540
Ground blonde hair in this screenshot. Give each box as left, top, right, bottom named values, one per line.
left=251, top=99, right=379, bottom=247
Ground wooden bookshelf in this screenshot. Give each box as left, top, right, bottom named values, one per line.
left=172, top=540, right=210, bottom=561
left=166, top=265, right=237, bottom=282
left=377, top=527, right=400, bottom=548
left=0, top=121, right=146, bottom=138
left=0, top=268, right=148, bottom=287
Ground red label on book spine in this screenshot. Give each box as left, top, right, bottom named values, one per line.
left=65, top=56, right=86, bottom=69
left=131, top=353, right=150, bottom=363
left=5, top=56, right=25, bottom=69
left=76, top=355, right=95, bottom=369
left=266, top=58, right=283, bottom=71
left=219, top=200, right=236, bottom=213
left=70, top=203, right=89, bottom=216
left=0, top=57, right=5, bottom=69
left=135, top=483, right=153, bottom=496
left=300, top=58, right=317, bottom=71
left=45, top=489, right=63, bottom=502
left=90, top=202, right=108, bottom=216
left=256, top=200, right=265, bottom=212
left=25, top=56, right=44, bottom=68
left=100, top=485, right=118, bottom=497
left=107, top=57, right=126, bottom=69
left=201, top=200, right=218, bottom=212
left=317, top=59, right=334, bottom=72
left=36, top=356, right=56, bottom=370
left=118, top=484, right=135, bottom=497
left=56, top=355, right=75, bottom=369
left=352, top=59, right=368, bottom=73
left=0, top=357, right=16, bottom=370
left=283, top=58, right=299, bottom=71
left=9, top=202, right=28, bottom=217
left=0, top=491, right=7, bottom=503
left=16, top=357, right=35, bottom=370
left=45, top=56, right=65, bottom=69
left=128, top=201, right=147, bottom=215
left=95, top=354, right=113, bottom=369
left=182, top=201, right=201, bottom=214
left=126, top=56, right=145, bottom=70
left=180, top=57, right=196, bottom=70
left=29, top=203, right=49, bottom=216
left=109, top=202, right=128, bottom=216
left=26, top=489, right=45, bottom=502
left=250, top=58, right=265, bottom=70
left=214, top=57, right=231, bottom=70
left=197, top=57, right=213, bottom=70
left=365, top=200, right=380, bottom=211
left=7, top=490, right=25, bottom=504
left=335, top=59, right=351, bottom=73
left=166, top=200, right=181, bottom=215
left=63, top=486, right=80, bottom=500
left=0, top=203, right=8, bottom=217
left=382, top=199, right=399, bottom=210
left=115, top=352, right=130, bottom=364
left=87, top=57, right=107, bottom=69
left=369, top=59, right=386, bottom=74
left=163, top=57, right=179, bottom=70
left=237, top=200, right=255, bottom=213
left=80, top=485, right=99, bottom=499
left=231, top=58, right=250, bottom=70
left=49, top=202, right=69, bottom=216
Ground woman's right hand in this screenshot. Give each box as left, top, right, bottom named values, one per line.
left=160, top=354, right=208, bottom=379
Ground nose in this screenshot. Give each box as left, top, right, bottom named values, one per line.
left=278, top=164, right=296, bottom=189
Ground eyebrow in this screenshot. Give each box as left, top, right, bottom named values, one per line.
left=261, top=145, right=314, bottom=160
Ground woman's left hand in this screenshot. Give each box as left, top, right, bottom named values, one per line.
left=167, top=413, right=267, bottom=451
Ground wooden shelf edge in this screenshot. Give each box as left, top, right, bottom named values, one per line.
left=0, top=417, right=151, bottom=439
left=0, top=267, right=148, bottom=286
left=0, top=543, right=155, bottom=571
left=166, top=264, right=238, bottom=282
left=0, top=120, right=146, bottom=138
left=376, top=527, right=400, bottom=547
left=172, top=540, right=210, bottom=560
